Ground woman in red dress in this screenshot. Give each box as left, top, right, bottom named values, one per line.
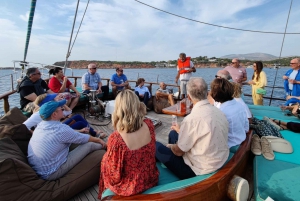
left=98, top=90, right=159, bottom=197
left=48, top=67, right=80, bottom=109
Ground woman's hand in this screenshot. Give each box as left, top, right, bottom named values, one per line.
left=248, top=80, right=254, bottom=85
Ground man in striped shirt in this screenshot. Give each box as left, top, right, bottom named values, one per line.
left=27, top=100, right=106, bottom=180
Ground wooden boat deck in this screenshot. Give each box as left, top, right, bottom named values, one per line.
left=68, top=110, right=184, bottom=201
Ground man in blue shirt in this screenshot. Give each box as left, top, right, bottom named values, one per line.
left=135, top=78, right=151, bottom=110
left=110, top=67, right=131, bottom=97
left=283, top=58, right=300, bottom=105
left=27, top=100, right=106, bottom=180
left=81, top=63, right=109, bottom=100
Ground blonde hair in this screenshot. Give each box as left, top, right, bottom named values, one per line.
left=33, top=94, right=48, bottom=112
left=112, top=90, right=146, bottom=133
left=232, top=82, right=242, bottom=98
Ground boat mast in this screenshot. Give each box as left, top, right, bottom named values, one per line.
left=22, top=0, right=37, bottom=77
left=268, top=0, right=293, bottom=106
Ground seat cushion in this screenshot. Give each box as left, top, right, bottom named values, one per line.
left=0, top=107, right=28, bottom=125
left=0, top=141, right=106, bottom=201
left=254, top=156, right=300, bottom=201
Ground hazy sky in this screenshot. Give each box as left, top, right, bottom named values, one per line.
left=0, top=0, right=299, bottom=67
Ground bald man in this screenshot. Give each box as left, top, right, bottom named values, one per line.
left=224, top=58, right=247, bottom=84
left=283, top=58, right=300, bottom=97
left=156, top=82, right=175, bottom=106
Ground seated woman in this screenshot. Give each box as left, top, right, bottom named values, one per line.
left=210, top=78, right=249, bottom=148
left=48, top=67, right=80, bottom=109
left=23, top=93, right=106, bottom=138
left=134, top=78, right=151, bottom=110
left=98, top=90, right=159, bottom=197
left=232, top=82, right=253, bottom=124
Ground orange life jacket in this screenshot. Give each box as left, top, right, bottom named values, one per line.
left=178, top=57, right=191, bottom=74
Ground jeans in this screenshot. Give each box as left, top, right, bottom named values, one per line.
left=135, top=91, right=150, bottom=106
left=63, top=114, right=96, bottom=136
left=155, top=130, right=196, bottom=180
left=46, top=142, right=103, bottom=180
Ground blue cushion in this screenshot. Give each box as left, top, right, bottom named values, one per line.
left=254, top=156, right=300, bottom=201
left=102, top=152, right=234, bottom=198
left=230, top=145, right=240, bottom=153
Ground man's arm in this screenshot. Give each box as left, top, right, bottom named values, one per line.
left=170, top=144, right=185, bottom=156
left=88, top=136, right=106, bottom=148
left=82, top=83, right=91, bottom=90
left=24, top=93, right=38, bottom=102
left=175, top=71, right=180, bottom=84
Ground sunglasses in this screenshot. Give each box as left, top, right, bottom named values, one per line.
left=89, top=68, right=97, bottom=70
left=215, top=75, right=221, bottom=78
left=290, top=63, right=297, bottom=65
left=32, top=72, right=41, bottom=75
left=118, top=70, right=123, bottom=72
left=231, top=62, right=237, bottom=64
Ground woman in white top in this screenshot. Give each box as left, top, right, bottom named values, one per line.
left=210, top=78, right=249, bottom=148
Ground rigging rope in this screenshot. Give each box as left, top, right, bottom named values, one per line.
left=63, top=0, right=80, bottom=74
left=269, top=0, right=293, bottom=106
left=70, top=0, right=90, bottom=53
left=134, top=0, right=300, bottom=35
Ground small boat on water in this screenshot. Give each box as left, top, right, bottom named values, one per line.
left=273, top=64, right=281, bottom=69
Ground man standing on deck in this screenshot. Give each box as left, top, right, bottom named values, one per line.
left=110, top=67, right=131, bottom=97
left=175, top=53, right=196, bottom=99
left=81, top=63, right=109, bottom=100
left=17, top=67, right=54, bottom=112
left=27, top=100, right=106, bottom=180
left=155, top=77, right=229, bottom=180
left=224, top=58, right=247, bottom=84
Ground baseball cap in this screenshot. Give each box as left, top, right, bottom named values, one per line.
left=39, top=93, right=58, bottom=106
left=39, top=100, right=67, bottom=120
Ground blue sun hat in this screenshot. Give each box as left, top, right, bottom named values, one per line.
left=39, top=100, right=66, bottom=120
left=39, top=93, right=58, bottom=106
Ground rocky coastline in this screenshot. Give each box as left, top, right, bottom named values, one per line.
left=52, top=61, right=278, bottom=69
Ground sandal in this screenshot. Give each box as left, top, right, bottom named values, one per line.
left=271, top=119, right=285, bottom=130
left=96, top=130, right=108, bottom=139
left=263, top=117, right=283, bottom=130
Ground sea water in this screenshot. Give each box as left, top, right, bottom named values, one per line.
left=0, top=67, right=287, bottom=116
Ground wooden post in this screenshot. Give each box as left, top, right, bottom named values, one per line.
left=3, top=96, right=10, bottom=113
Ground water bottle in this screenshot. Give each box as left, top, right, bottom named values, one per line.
left=172, top=115, right=177, bottom=126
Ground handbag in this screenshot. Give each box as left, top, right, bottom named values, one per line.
left=256, top=88, right=266, bottom=95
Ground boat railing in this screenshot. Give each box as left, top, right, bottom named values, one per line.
left=243, top=85, right=286, bottom=102
left=0, top=75, right=181, bottom=114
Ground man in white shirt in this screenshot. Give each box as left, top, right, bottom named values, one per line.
left=156, top=77, right=229, bottom=180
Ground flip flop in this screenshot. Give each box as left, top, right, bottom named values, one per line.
left=96, top=130, right=108, bottom=139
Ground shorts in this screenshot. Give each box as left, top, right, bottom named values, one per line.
left=180, top=80, right=188, bottom=95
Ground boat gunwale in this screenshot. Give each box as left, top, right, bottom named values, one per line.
left=102, top=130, right=252, bottom=201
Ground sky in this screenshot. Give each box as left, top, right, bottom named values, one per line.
left=0, top=0, right=299, bottom=67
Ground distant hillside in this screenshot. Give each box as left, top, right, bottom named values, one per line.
left=220, top=53, right=277, bottom=61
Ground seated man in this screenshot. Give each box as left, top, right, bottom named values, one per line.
left=81, top=63, right=109, bottom=100
left=156, top=77, right=229, bottom=180
left=110, top=67, right=131, bottom=97
left=215, top=69, right=232, bottom=80
left=27, top=99, right=106, bottom=180
left=156, top=82, right=175, bottom=106
left=17, top=67, right=53, bottom=112
left=135, top=78, right=151, bottom=109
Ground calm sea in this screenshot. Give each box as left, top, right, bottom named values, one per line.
left=0, top=67, right=288, bottom=116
